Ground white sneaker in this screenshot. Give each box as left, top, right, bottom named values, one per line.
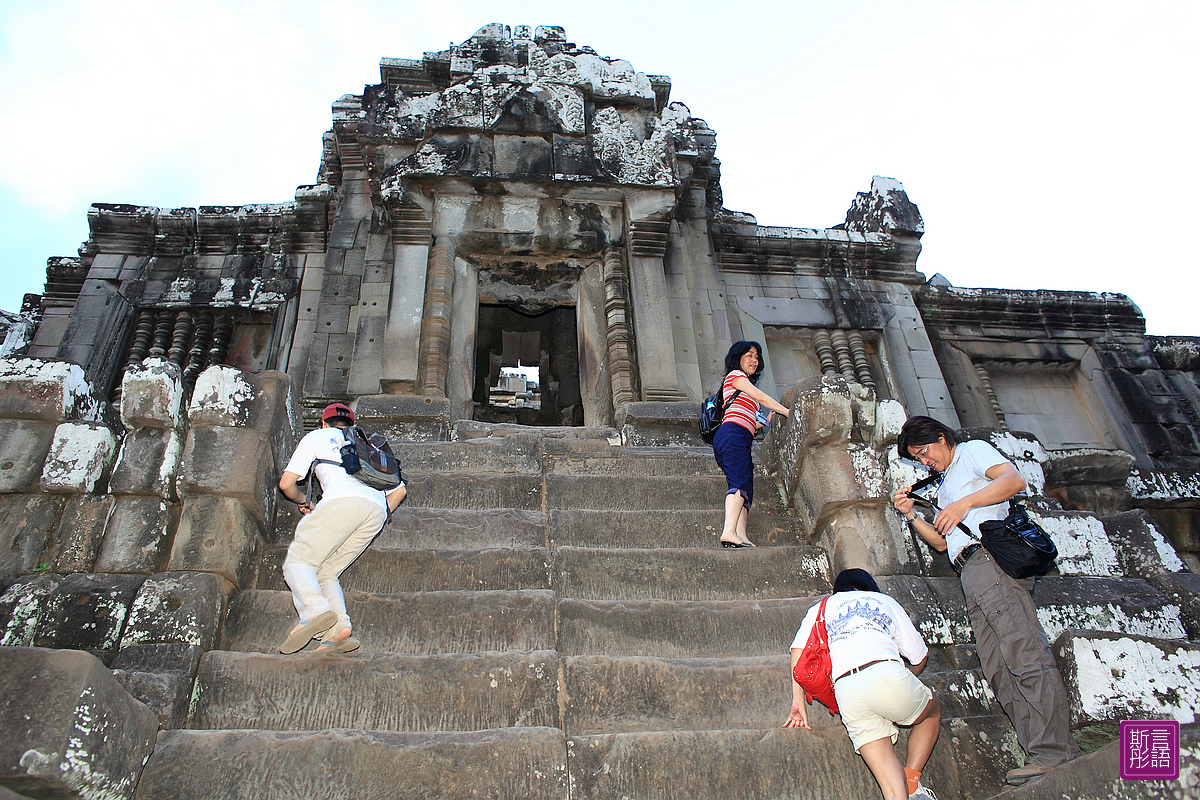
left=909, top=784, right=940, bottom=800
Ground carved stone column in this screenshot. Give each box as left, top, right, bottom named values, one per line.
left=602, top=245, right=639, bottom=407
left=627, top=216, right=686, bottom=402
left=381, top=200, right=432, bottom=393
left=417, top=237, right=456, bottom=397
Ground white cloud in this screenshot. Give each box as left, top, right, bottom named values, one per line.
left=0, top=0, right=1196, bottom=332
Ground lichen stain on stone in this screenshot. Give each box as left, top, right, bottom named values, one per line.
left=1037, top=513, right=1120, bottom=577
left=1070, top=637, right=1200, bottom=724
left=1128, top=469, right=1200, bottom=502
left=190, top=366, right=255, bottom=425
left=1037, top=602, right=1185, bottom=643
left=41, top=423, right=118, bottom=493
left=0, top=358, right=102, bottom=421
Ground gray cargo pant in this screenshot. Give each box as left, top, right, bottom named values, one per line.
left=959, top=548, right=1080, bottom=767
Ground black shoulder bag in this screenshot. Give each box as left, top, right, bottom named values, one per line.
left=905, top=473, right=1057, bottom=579
left=698, top=388, right=742, bottom=444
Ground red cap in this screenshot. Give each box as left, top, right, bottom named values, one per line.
left=320, top=402, right=354, bottom=423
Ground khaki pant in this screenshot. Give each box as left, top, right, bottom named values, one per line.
left=960, top=549, right=1080, bottom=767
left=282, top=496, right=386, bottom=634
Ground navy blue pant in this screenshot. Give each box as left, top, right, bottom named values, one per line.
left=712, top=422, right=754, bottom=509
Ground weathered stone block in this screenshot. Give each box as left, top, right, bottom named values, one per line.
left=0, top=358, right=104, bottom=422
left=353, top=393, right=452, bottom=442
left=168, top=496, right=262, bottom=589
left=0, top=494, right=64, bottom=574
left=1054, top=630, right=1200, bottom=727
left=1149, top=572, right=1200, bottom=639
left=961, top=428, right=1049, bottom=495
left=783, top=373, right=854, bottom=448
left=1032, top=576, right=1187, bottom=642
left=109, top=427, right=183, bottom=499
left=121, top=571, right=230, bottom=650
left=922, top=576, right=975, bottom=646
left=0, top=573, right=63, bottom=647
left=618, top=401, right=703, bottom=447
left=1033, top=509, right=1122, bottom=577
left=178, top=425, right=276, bottom=528
left=187, top=366, right=299, bottom=470
left=119, top=358, right=184, bottom=430
left=0, top=419, right=56, bottom=493
left=93, top=496, right=180, bottom=575
left=51, top=493, right=115, bottom=574
left=40, top=421, right=119, bottom=494
left=814, top=502, right=919, bottom=577
left=1044, top=448, right=1135, bottom=487
left=793, top=443, right=888, bottom=526
left=33, top=572, right=147, bottom=664
left=988, top=723, right=1200, bottom=799
left=109, top=667, right=194, bottom=730
left=1102, top=508, right=1187, bottom=578
left=110, top=643, right=205, bottom=729
left=0, top=647, right=157, bottom=800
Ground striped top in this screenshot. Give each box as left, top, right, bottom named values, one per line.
left=722, top=370, right=760, bottom=434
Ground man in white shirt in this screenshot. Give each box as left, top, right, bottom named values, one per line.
left=892, top=416, right=1079, bottom=786
left=276, top=402, right=407, bottom=654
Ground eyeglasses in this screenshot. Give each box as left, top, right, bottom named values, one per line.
left=912, top=443, right=933, bottom=462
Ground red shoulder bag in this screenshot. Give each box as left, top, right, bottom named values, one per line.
left=792, top=596, right=838, bottom=714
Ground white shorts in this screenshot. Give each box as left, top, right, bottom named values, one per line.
left=834, top=660, right=934, bottom=753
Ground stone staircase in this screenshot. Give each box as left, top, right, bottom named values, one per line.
left=131, top=429, right=1018, bottom=800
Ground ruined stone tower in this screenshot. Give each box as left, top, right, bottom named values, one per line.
left=1, top=23, right=1198, bottom=800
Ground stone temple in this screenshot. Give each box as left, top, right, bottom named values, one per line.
left=1, top=23, right=1198, bottom=800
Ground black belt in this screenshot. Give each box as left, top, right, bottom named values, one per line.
left=834, top=659, right=899, bottom=683
left=952, top=543, right=983, bottom=574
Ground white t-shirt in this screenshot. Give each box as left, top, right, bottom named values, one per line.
left=284, top=427, right=392, bottom=512
left=790, top=590, right=928, bottom=680
left=936, top=440, right=1011, bottom=563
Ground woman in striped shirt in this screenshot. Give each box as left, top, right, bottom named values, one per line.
left=713, top=341, right=791, bottom=547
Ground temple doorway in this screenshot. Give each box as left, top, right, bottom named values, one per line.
left=473, top=303, right=582, bottom=426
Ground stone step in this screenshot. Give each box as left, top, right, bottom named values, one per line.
left=403, top=472, right=544, bottom=511
left=258, top=546, right=552, bottom=593
left=553, top=546, right=831, bottom=601
left=557, top=597, right=819, bottom=658
left=544, top=474, right=790, bottom=514
left=549, top=509, right=805, bottom=549
left=379, top=507, right=547, bottom=549
left=569, top=715, right=1018, bottom=800
left=135, top=726, right=570, bottom=800
left=453, top=420, right=617, bottom=441
left=191, top=649, right=558, bottom=732
left=393, top=437, right=543, bottom=474
left=221, top=589, right=556, bottom=655
left=569, top=728, right=881, bottom=800
left=561, top=654, right=828, bottom=735
left=563, top=655, right=1001, bottom=736
left=541, top=439, right=722, bottom=477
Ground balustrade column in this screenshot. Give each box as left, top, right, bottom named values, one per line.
left=418, top=237, right=456, bottom=397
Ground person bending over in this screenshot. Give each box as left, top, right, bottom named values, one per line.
left=276, top=403, right=407, bottom=654
left=891, top=416, right=1079, bottom=786
left=785, top=568, right=942, bottom=800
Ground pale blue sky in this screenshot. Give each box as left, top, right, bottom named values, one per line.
left=1, top=0, right=1196, bottom=334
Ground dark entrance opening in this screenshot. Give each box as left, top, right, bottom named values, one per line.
left=474, top=304, right=582, bottom=426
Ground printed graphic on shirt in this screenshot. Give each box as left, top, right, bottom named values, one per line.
left=827, top=599, right=894, bottom=641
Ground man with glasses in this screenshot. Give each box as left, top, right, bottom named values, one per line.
left=891, top=416, right=1079, bottom=787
